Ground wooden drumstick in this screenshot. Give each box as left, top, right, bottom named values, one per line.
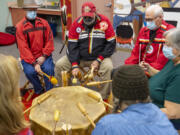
left=87, top=92, right=122, bottom=113
left=86, top=80, right=112, bottom=86
left=66, top=124, right=69, bottom=135
left=88, top=92, right=121, bottom=113
left=88, top=67, right=95, bottom=80
left=87, top=92, right=113, bottom=109
left=40, top=71, right=58, bottom=85
left=23, top=93, right=51, bottom=114
left=54, top=110, right=60, bottom=122
left=77, top=102, right=96, bottom=128
left=52, top=110, right=60, bottom=135
left=62, top=124, right=71, bottom=135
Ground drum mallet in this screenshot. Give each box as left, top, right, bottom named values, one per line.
left=77, top=102, right=96, bottom=128
left=23, top=93, right=51, bottom=114
left=86, top=80, right=112, bottom=86
left=72, top=71, right=83, bottom=84
left=88, top=67, right=95, bottom=80
left=87, top=92, right=113, bottom=109
left=40, top=71, right=58, bottom=85
left=87, top=92, right=122, bottom=113
left=52, top=110, right=60, bottom=135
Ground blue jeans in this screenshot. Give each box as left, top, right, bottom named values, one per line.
left=21, top=56, right=54, bottom=94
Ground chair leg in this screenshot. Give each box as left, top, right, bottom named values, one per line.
left=26, top=90, right=35, bottom=102
left=21, top=80, right=30, bottom=90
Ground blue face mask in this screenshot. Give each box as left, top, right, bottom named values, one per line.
left=146, top=21, right=157, bottom=30
left=26, top=11, right=37, bottom=20
left=163, top=45, right=176, bottom=59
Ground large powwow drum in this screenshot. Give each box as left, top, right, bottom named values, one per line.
left=29, top=86, right=106, bottom=135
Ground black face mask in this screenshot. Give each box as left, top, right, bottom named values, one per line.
left=83, top=16, right=95, bottom=26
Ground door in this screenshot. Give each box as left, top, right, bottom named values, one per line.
left=71, top=0, right=113, bottom=23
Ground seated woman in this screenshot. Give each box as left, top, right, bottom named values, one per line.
left=92, top=65, right=178, bottom=135
left=139, top=28, right=180, bottom=130
left=0, top=54, right=33, bottom=135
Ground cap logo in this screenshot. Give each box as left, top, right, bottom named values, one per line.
left=84, top=6, right=91, bottom=13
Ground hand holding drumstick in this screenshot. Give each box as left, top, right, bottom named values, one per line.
left=40, top=71, right=58, bottom=85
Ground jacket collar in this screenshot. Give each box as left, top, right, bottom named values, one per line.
left=23, top=17, right=43, bottom=28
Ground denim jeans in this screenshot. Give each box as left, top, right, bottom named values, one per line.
left=21, top=56, right=54, bottom=94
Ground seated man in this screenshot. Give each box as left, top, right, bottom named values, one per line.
left=125, top=4, right=174, bottom=70
left=55, top=2, right=116, bottom=100
left=16, top=1, right=55, bottom=95
left=92, top=65, right=178, bottom=135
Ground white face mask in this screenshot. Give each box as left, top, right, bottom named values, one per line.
left=26, top=11, right=37, bottom=20
left=163, top=45, right=176, bottom=59
left=146, top=21, right=157, bottom=30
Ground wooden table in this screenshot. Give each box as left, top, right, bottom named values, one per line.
left=8, top=2, right=61, bottom=26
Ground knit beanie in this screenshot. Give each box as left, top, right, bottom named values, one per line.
left=112, top=65, right=149, bottom=101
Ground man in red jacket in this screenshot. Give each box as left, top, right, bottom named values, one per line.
left=55, top=2, right=116, bottom=100
left=125, top=4, right=175, bottom=70
left=16, top=2, right=54, bottom=94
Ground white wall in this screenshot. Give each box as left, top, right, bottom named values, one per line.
left=0, top=0, right=15, bottom=32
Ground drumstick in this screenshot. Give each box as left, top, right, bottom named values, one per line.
left=88, top=67, right=95, bottom=79
left=66, top=124, right=69, bottom=135
left=87, top=92, right=122, bottom=113
left=86, top=80, right=112, bottom=86
left=87, top=92, right=113, bottom=109
left=52, top=110, right=60, bottom=135
left=77, top=102, right=96, bottom=128
left=40, top=71, right=58, bottom=85
left=62, top=124, right=71, bottom=135
left=157, top=43, right=162, bottom=59
left=23, top=93, right=51, bottom=114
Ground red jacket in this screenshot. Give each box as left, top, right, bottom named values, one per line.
left=125, top=21, right=174, bottom=70
left=16, top=17, right=54, bottom=64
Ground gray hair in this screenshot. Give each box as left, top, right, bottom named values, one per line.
left=164, top=28, right=180, bottom=50
left=146, top=4, right=163, bottom=17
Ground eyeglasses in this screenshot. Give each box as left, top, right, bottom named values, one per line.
left=145, top=16, right=160, bottom=22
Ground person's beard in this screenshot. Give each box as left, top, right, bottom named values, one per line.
left=83, top=16, right=96, bottom=28
left=83, top=16, right=96, bottom=33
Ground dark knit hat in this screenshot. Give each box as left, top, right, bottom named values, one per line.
left=112, top=65, right=149, bottom=101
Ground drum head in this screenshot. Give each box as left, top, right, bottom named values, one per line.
left=29, top=86, right=105, bottom=135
